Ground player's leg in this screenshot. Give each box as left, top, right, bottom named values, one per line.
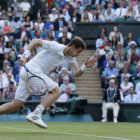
left=0, top=99, right=24, bottom=114
left=26, top=74, right=60, bottom=128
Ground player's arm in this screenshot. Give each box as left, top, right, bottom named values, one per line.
left=70, top=57, right=97, bottom=78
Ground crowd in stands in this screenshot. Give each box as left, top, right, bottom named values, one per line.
left=0, top=0, right=140, bottom=105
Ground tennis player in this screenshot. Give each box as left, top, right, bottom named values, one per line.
left=0, top=36, right=96, bottom=128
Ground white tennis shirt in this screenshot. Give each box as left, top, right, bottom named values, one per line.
left=26, top=40, right=76, bottom=75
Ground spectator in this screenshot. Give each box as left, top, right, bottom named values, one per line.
left=41, top=3, right=50, bottom=20
left=98, top=27, right=107, bottom=38
left=58, top=67, right=73, bottom=85
left=21, top=35, right=30, bottom=50
left=110, top=36, right=118, bottom=50
left=126, top=1, right=135, bottom=19
left=71, top=8, right=81, bottom=23
left=16, top=7, right=24, bottom=21
left=109, top=26, right=123, bottom=43
left=96, top=33, right=105, bottom=49
left=81, top=10, right=90, bottom=22
left=11, top=0, right=19, bottom=12
left=133, top=63, right=140, bottom=80
left=101, top=79, right=120, bottom=123
left=56, top=85, right=71, bottom=102
left=34, top=17, right=44, bottom=31
left=134, top=6, right=140, bottom=21
left=127, top=41, right=140, bottom=59
left=44, top=17, right=53, bottom=31
left=116, top=54, right=126, bottom=72
left=19, top=0, right=31, bottom=14
left=128, top=48, right=140, bottom=65
left=124, top=32, right=136, bottom=48
left=103, top=60, right=118, bottom=88
left=54, top=15, right=67, bottom=31
left=120, top=74, right=134, bottom=97
left=2, top=21, right=11, bottom=34
left=93, top=11, right=105, bottom=22
left=124, top=86, right=139, bottom=103
left=2, top=81, right=16, bottom=100
left=114, top=1, right=126, bottom=19
left=7, top=7, right=13, bottom=21
left=23, top=16, right=33, bottom=31
left=120, top=67, right=132, bottom=84
left=62, top=8, right=71, bottom=23
left=60, top=76, right=76, bottom=94
left=49, top=8, right=58, bottom=23
left=135, top=82, right=140, bottom=95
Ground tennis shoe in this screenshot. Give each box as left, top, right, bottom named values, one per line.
left=26, top=112, right=47, bottom=128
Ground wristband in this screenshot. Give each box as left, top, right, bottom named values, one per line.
left=23, top=50, right=31, bottom=58
left=80, top=64, right=87, bottom=72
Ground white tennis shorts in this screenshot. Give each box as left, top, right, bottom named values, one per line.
left=15, top=66, right=58, bottom=102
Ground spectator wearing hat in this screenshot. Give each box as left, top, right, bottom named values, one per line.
left=2, top=81, right=16, bottom=100
left=124, top=86, right=139, bottom=103
left=60, top=76, right=76, bottom=94
left=133, top=63, right=140, bottom=80
left=49, top=8, right=58, bottom=23
left=101, top=79, right=120, bottom=123
left=127, top=41, right=140, bottom=58
left=54, top=14, right=67, bottom=31
left=120, top=74, right=134, bottom=97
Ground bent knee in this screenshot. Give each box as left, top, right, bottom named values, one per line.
left=12, top=99, right=24, bottom=110
left=51, top=87, right=61, bottom=96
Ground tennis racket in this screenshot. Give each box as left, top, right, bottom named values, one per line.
left=24, top=65, right=47, bottom=96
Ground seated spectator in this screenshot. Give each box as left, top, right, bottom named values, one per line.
left=134, top=6, right=140, bottom=22
left=60, top=76, right=76, bottom=94
left=124, top=32, right=136, bottom=48
left=41, top=3, right=50, bottom=21
left=99, top=45, right=113, bottom=57
left=96, top=33, right=105, bottom=49
left=59, top=26, right=72, bottom=40
left=54, top=15, right=67, bottom=31
left=124, top=86, right=139, bottom=103
left=101, top=79, right=120, bottom=123
left=49, top=25, right=58, bottom=40
left=103, top=60, right=118, bottom=88
left=2, top=81, right=16, bottom=100
left=62, top=8, right=71, bottom=23
left=128, top=48, right=140, bottom=65
left=58, top=67, right=73, bottom=85
left=11, top=0, right=19, bottom=12
left=110, top=36, right=118, bottom=50
left=21, top=35, right=30, bottom=50
left=133, top=63, right=140, bottom=80
left=116, top=32, right=124, bottom=46
left=109, top=26, right=123, bottom=43
left=16, top=7, right=24, bottom=21
left=19, top=0, right=31, bottom=14
left=120, top=74, right=134, bottom=97
left=126, top=1, right=135, bottom=19
left=2, top=21, right=11, bottom=34
left=135, top=82, right=140, bottom=95
left=49, top=8, right=58, bottom=23
left=102, top=54, right=112, bottom=71
left=15, top=25, right=31, bottom=41
left=93, top=12, right=105, bottom=22
left=120, top=67, right=132, bottom=84
left=56, top=85, right=71, bottom=102
left=116, top=54, right=126, bottom=72
left=44, top=16, right=53, bottom=31
left=114, top=1, right=126, bottom=19
left=34, top=17, right=44, bottom=31
left=81, top=10, right=90, bottom=22
left=23, top=16, right=33, bottom=31
left=67, top=21, right=74, bottom=33
left=98, top=27, right=107, bottom=38
left=71, top=8, right=81, bottom=23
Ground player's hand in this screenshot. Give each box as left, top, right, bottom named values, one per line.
left=85, top=57, right=97, bottom=68
left=19, top=56, right=27, bottom=66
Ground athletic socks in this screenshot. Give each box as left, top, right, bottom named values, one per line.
left=33, top=105, right=45, bottom=115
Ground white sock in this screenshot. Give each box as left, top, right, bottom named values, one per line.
left=33, top=105, right=45, bottom=115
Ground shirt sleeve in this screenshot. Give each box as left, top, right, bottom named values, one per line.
left=42, top=40, right=66, bottom=56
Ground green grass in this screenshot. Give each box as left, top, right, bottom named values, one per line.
left=0, top=122, right=139, bottom=140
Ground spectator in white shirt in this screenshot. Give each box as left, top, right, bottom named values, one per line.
left=124, top=86, right=139, bottom=103
left=120, top=74, right=134, bottom=97
left=20, top=0, right=31, bottom=14
left=96, top=33, right=105, bottom=49
left=126, top=1, right=135, bottom=19
left=34, top=17, right=44, bottom=31
left=56, top=85, right=71, bottom=103
left=115, top=1, right=126, bottom=19
left=135, top=82, right=140, bottom=95
left=49, top=8, right=58, bottom=23
left=135, top=6, right=140, bottom=21
left=62, top=8, right=71, bottom=23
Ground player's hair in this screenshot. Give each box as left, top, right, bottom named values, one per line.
left=68, top=36, right=86, bottom=50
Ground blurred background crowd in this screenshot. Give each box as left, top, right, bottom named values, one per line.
left=0, top=0, right=140, bottom=105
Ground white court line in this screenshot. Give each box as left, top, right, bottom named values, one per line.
left=0, top=126, right=131, bottom=140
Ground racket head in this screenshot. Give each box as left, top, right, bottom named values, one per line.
left=26, top=75, right=47, bottom=96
